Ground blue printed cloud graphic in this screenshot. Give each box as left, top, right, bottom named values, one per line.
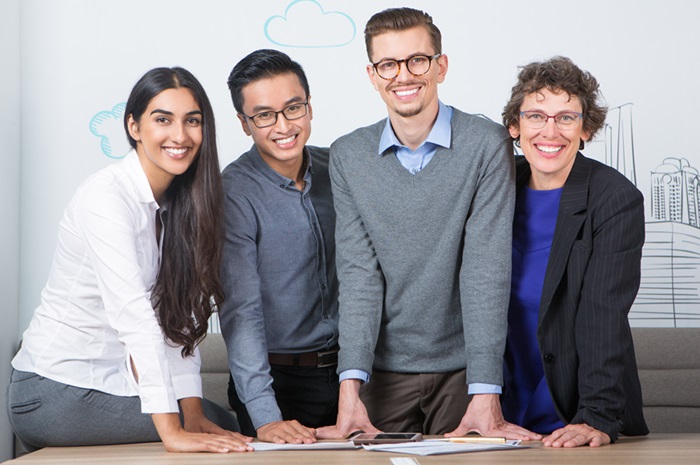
left=265, top=0, right=355, bottom=48
left=89, top=102, right=130, bottom=159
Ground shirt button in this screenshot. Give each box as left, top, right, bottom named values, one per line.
left=279, top=184, right=285, bottom=188
left=321, top=284, right=326, bottom=290
left=543, top=353, right=555, bottom=364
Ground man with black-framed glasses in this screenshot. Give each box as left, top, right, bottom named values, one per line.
left=219, top=49, right=339, bottom=445
left=318, top=7, right=542, bottom=440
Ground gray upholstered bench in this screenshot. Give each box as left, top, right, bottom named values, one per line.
left=632, top=328, right=700, bottom=432
left=199, top=332, right=232, bottom=411
left=200, top=328, right=700, bottom=433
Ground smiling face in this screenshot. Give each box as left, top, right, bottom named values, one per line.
left=237, top=72, right=312, bottom=179
left=509, top=88, right=590, bottom=190
left=367, top=26, right=447, bottom=120
left=128, top=87, right=202, bottom=200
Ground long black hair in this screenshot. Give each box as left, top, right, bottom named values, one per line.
left=124, top=67, right=224, bottom=356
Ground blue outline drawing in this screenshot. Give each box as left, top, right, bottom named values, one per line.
left=264, top=0, right=356, bottom=48
left=89, top=102, right=129, bottom=159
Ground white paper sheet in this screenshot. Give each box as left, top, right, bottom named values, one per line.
left=250, top=440, right=360, bottom=451
left=363, top=440, right=523, bottom=456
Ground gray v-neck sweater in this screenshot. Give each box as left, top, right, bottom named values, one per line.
left=329, top=108, right=515, bottom=385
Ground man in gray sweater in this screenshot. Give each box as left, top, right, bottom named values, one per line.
left=317, top=8, right=540, bottom=439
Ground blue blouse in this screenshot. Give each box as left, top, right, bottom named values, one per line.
left=503, top=185, right=566, bottom=434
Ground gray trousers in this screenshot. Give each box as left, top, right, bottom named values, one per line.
left=6, top=369, right=239, bottom=452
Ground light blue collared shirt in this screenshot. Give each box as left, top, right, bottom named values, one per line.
left=378, top=100, right=452, bottom=174
left=340, top=101, right=501, bottom=395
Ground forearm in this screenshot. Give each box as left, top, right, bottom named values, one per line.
left=220, top=295, right=282, bottom=429
left=222, top=328, right=283, bottom=429
left=151, top=412, right=186, bottom=444
left=179, top=396, right=204, bottom=420
left=573, top=186, right=644, bottom=439
left=219, top=190, right=283, bottom=429
left=179, top=397, right=230, bottom=435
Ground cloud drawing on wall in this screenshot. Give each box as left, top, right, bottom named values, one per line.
left=89, top=102, right=130, bottom=159
left=264, top=0, right=356, bottom=48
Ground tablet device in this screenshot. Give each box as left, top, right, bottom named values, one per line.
left=351, top=432, right=422, bottom=445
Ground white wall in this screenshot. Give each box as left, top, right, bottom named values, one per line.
left=1, top=0, right=21, bottom=460
left=18, top=0, right=700, bottom=331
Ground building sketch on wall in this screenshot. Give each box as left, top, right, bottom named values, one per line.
left=604, top=105, right=700, bottom=327
left=636, top=159, right=700, bottom=327
left=603, top=103, right=637, bottom=186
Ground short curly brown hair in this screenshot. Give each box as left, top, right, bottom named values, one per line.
left=502, top=56, right=607, bottom=141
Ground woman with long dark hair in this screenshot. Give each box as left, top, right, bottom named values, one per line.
left=8, top=67, right=252, bottom=453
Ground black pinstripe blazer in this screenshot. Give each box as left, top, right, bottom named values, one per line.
left=515, top=153, right=649, bottom=441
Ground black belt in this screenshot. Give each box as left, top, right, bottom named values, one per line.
left=268, top=347, right=338, bottom=368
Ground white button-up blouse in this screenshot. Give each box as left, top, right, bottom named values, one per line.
left=12, top=150, right=201, bottom=413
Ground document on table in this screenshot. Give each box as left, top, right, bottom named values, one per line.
left=363, top=439, right=523, bottom=456
left=250, top=441, right=360, bottom=451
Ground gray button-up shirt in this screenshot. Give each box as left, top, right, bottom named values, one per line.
left=219, top=144, right=338, bottom=429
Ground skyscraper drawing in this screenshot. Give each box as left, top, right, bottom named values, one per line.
left=603, top=104, right=700, bottom=327
left=650, top=158, right=700, bottom=225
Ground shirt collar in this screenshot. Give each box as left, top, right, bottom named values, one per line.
left=378, top=100, right=453, bottom=155
left=124, top=149, right=159, bottom=207
left=248, top=144, right=313, bottom=189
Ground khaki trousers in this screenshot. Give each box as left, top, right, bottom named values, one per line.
left=360, top=368, right=470, bottom=435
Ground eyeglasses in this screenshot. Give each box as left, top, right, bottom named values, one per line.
left=519, top=111, right=583, bottom=130
left=371, top=54, right=441, bottom=80
left=241, top=101, right=309, bottom=128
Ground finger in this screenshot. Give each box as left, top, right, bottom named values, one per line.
left=204, top=425, right=228, bottom=436
left=542, top=433, right=557, bottom=446
left=271, top=428, right=298, bottom=444
left=280, top=425, right=307, bottom=444
left=444, top=424, right=478, bottom=437
left=203, top=442, right=232, bottom=453
left=359, top=420, right=381, bottom=434
left=294, top=426, right=317, bottom=443
left=285, top=421, right=316, bottom=441
left=561, top=434, right=587, bottom=448
left=543, top=431, right=568, bottom=447
left=496, top=422, right=543, bottom=441
left=227, top=432, right=253, bottom=443
left=216, top=435, right=256, bottom=451
left=315, top=425, right=343, bottom=439
left=278, top=423, right=312, bottom=443
left=259, top=427, right=288, bottom=444
left=489, top=428, right=535, bottom=441
left=200, top=436, right=253, bottom=453
left=548, top=431, right=579, bottom=448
